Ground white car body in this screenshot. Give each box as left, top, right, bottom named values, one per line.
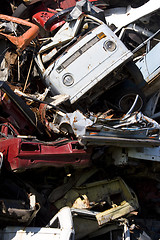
left=104, top=0, right=160, bottom=33
left=0, top=207, right=75, bottom=240
left=36, top=15, right=133, bottom=105
left=136, top=42, right=160, bottom=84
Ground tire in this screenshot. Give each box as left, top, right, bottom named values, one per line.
left=115, top=79, right=145, bottom=113
left=125, top=60, right=145, bottom=86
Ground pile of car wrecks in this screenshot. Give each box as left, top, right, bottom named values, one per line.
left=0, top=0, right=160, bottom=239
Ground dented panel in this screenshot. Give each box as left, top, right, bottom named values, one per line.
left=0, top=137, right=91, bottom=171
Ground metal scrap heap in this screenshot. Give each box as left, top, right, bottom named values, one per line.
left=0, top=0, right=160, bottom=239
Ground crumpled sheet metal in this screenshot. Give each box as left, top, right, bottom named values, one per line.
left=115, top=112, right=160, bottom=129
left=79, top=112, right=160, bottom=147
left=59, top=110, right=93, bottom=137
left=1, top=0, right=160, bottom=236
left=86, top=112, right=160, bottom=139
left=0, top=14, right=39, bottom=53
left=93, top=111, right=160, bottom=130
left=38, top=14, right=83, bottom=53
left=59, top=111, right=160, bottom=142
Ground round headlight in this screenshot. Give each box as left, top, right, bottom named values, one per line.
left=63, top=74, right=74, bottom=86
left=103, top=40, right=116, bottom=52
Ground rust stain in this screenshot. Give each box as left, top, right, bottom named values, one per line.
left=73, top=116, right=78, bottom=123
left=0, top=14, right=39, bottom=53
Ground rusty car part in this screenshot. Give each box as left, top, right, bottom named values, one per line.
left=0, top=0, right=160, bottom=237
left=20, top=94, right=67, bottom=113
left=0, top=14, right=39, bottom=53
left=0, top=81, right=46, bottom=136
left=0, top=122, right=19, bottom=137
left=59, top=111, right=160, bottom=146
left=54, top=177, right=139, bottom=222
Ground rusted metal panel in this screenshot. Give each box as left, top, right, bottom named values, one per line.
left=0, top=14, right=39, bottom=53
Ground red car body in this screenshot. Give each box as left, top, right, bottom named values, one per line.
left=0, top=136, right=91, bottom=171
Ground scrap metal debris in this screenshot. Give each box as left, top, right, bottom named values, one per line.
left=0, top=0, right=160, bottom=239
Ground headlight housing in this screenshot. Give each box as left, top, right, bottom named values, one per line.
left=103, top=40, right=116, bottom=52
left=63, top=74, right=74, bottom=86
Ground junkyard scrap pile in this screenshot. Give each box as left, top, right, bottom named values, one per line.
left=0, top=0, right=160, bottom=239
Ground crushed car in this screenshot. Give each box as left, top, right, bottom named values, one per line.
left=34, top=6, right=143, bottom=111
